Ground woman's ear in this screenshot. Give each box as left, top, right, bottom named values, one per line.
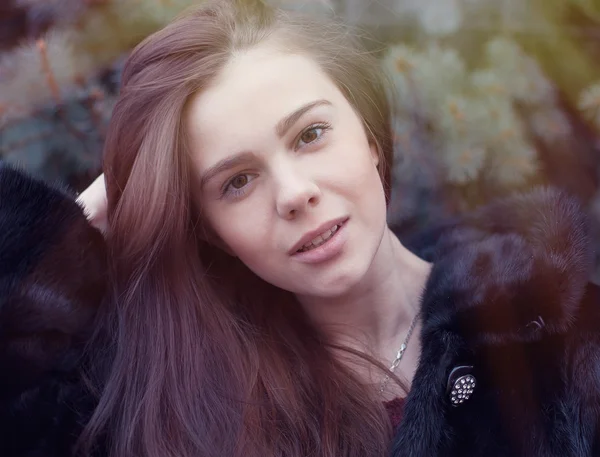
left=370, top=141, right=380, bottom=168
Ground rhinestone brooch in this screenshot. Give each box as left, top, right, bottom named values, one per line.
left=446, top=365, right=476, bottom=407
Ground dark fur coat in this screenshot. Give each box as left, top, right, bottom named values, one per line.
left=392, top=188, right=600, bottom=457
left=1, top=165, right=599, bottom=457
left=0, top=165, right=107, bottom=457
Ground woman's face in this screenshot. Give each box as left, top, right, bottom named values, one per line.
left=186, top=44, right=388, bottom=298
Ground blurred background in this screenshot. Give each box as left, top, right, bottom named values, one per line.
left=1, top=0, right=600, bottom=282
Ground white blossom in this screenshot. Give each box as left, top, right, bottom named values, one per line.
left=466, top=95, right=524, bottom=147
left=417, top=0, right=463, bottom=36
left=382, top=44, right=467, bottom=118
left=529, top=108, right=572, bottom=142
left=488, top=141, right=538, bottom=186
left=486, top=37, right=523, bottom=70
left=381, top=44, right=422, bottom=113
left=436, top=95, right=488, bottom=141
left=485, top=38, right=554, bottom=105
left=410, top=45, right=467, bottom=117
left=470, top=69, right=509, bottom=97
left=579, top=82, right=600, bottom=128
left=442, top=140, right=487, bottom=184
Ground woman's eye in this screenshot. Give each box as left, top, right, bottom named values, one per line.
left=296, top=122, right=331, bottom=148
left=230, top=174, right=249, bottom=189
left=300, top=129, right=319, bottom=144
left=221, top=173, right=256, bottom=199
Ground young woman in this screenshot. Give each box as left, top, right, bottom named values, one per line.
left=79, top=1, right=427, bottom=455
left=4, top=0, right=600, bottom=456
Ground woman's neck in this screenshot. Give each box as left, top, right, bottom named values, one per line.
left=296, top=226, right=431, bottom=358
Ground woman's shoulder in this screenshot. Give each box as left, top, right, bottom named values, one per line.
left=0, top=165, right=109, bottom=457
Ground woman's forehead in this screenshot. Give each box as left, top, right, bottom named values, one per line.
left=191, top=48, right=338, bottom=119
left=185, top=47, right=343, bottom=154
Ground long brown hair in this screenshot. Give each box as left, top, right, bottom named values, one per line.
left=81, top=1, right=396, bottom=456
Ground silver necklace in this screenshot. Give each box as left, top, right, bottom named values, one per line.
left=379, top=311, right=420, bottom=394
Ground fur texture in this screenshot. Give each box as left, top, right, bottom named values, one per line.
left=392, top=188, right=600, bottom=457
left=0, top=165, right=107, bottom=457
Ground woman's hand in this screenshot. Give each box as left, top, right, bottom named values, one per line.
left=77, top=173, right=108, bottom=235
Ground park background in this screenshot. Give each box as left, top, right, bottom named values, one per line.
left=1, top=0, right=600, bottom=282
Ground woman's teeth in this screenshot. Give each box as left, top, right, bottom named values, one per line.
left=298, top=224, right=340, bottom=253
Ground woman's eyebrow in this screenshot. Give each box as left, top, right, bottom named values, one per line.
left=200, top=151, right=255, bottom=189
left=275, top=99, right=332, bottom=138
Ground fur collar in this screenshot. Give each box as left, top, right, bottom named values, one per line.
left=416, top=187, right=594, bottom=345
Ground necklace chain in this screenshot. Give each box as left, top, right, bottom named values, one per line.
left=379, top=311, right=420, bottom=394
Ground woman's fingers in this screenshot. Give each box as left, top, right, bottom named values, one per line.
left=76, top=173, right=108, bottom=235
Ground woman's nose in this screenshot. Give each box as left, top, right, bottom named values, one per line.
left=274, top=165, right=322, bottom=220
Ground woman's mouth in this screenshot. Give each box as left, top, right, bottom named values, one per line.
left=296, top=222, right=342, bottom=253
left=291, top=219, right=348, bottom=264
